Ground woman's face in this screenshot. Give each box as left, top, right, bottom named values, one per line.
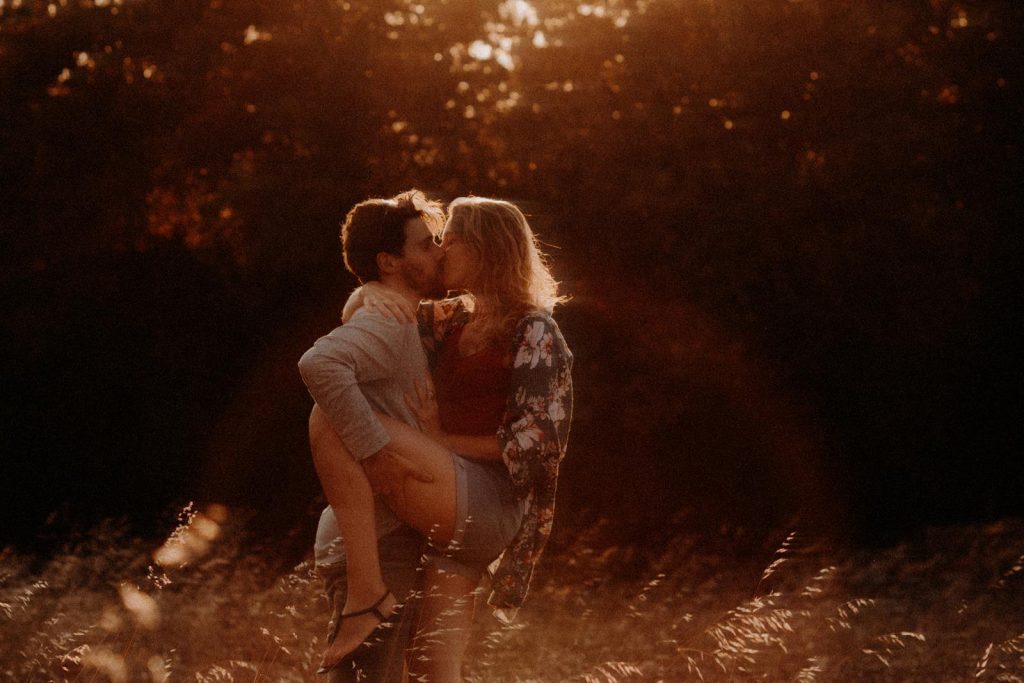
left=440, top=223, right=480, bottom=292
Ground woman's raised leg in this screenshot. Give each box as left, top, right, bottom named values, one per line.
left=363, top=413, right=460, bottom=545
left=312, top=408, right=473, bottom=676
left=309, top=406, right=398, bottom=671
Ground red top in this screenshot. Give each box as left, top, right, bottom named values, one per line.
left=435, top=326, right=512, bottom=436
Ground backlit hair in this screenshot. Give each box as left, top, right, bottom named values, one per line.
left=341, top=189, right=443, bottom=283
left=445, top=197, right=566, bottom=346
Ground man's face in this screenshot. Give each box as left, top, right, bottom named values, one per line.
left=397, top=217, right=445, bottom=298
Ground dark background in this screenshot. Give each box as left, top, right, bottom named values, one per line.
left=2, top=0, right=1021, bottom=552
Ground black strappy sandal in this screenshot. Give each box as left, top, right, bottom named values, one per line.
left=316, top=590, right=400, bottom=675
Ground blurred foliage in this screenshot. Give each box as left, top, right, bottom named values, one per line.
left=1, top=0, right=1022, bottom=541
left=2, top=507, right=1024, bottom=679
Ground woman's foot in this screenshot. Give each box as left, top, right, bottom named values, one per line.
left=318, top=590, right=399, bottom=673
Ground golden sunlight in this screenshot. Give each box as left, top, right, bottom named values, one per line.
left=118, top=583, right=161, bottom=630
left=153, top=504, right=228, bottom=569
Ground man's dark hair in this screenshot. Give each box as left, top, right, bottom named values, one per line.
left=340, top=189, right=441, bottom=283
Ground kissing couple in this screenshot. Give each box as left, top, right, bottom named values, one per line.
left=299, top=190, right=573, bottom=681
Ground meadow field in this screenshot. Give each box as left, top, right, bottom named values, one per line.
left=3, top=2, right=1022, bottom=680
left=2, top=506, right=1023, bottom=682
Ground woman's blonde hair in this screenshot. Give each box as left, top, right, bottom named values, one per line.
left=445, top=197, right=567, bottom=346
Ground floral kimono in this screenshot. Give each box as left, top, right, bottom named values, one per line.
left=417, top=296, right=574, bottom=613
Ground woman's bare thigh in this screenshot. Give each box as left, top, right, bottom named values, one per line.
left=366, top=414, right=458, bottom=545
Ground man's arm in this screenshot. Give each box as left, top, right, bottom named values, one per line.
left=298, top=315, right=398, bottom=461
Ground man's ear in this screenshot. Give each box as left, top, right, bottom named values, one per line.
left=376, top=251, right=399, bottom=276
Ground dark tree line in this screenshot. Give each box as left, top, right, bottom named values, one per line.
left=2, top=0, right=1022, bottom=548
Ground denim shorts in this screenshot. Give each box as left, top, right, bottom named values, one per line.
left=426, top=454, right=525, bottom=580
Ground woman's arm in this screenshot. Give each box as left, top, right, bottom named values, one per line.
left=341, top=283, right=417, bottom=324
left=379, top=414, right=501, bottom=462
left=340, top=286, right=365, bottom=323
left=488, top=313, right=573, bottom=609
left=402, top=375, right=503, bottom=461
left=496, top=314, right=573, bottom=490
left=438, top=434, right=502, bottom=461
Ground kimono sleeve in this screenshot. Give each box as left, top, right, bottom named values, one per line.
left=489, top=312, right=573, bottom=611
left=496, top=313, right=573, bottom=493
left=415, top=295, right=473, bottom=367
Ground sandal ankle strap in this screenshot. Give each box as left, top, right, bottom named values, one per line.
left=340, top=590, right=392, bottom=622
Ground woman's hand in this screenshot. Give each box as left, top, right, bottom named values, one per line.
left=366, top=282, right=417, bottom=323
left=406, top=375, right=446, bottom=445
left=341, top=282, right=417, bottom=323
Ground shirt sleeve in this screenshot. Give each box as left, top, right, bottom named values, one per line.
left=297, top=313, right=403, bottom=461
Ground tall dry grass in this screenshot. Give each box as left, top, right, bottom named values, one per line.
left=2, top=506, right=1023, bottom=681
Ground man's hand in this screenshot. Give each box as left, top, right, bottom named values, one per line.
left=363, top=448, right=435, bottom=507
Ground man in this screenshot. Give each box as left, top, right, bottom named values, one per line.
left=299, top=189, right=446, bottom=681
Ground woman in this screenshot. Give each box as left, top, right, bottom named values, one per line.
left=315, top=197, right=573, bottom=680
